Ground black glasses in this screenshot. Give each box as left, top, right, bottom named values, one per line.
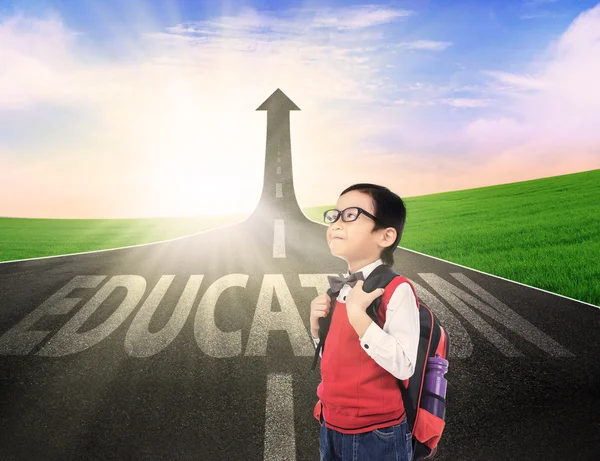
left=323, top=207, right=379, bottom=224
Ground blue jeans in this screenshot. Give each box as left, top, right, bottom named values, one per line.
left=319, top=416, right=413, bottom=461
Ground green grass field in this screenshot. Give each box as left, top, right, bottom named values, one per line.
left=0, top=214, right=251, bottom=261
left=1, top=169, right=598, bottom=306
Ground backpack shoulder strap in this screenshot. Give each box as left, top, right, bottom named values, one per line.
left=364, top=265, right=411, bottom=326
left=311, top=264, right=400, bottom=370
left=311, top=285, right=339, bottom=370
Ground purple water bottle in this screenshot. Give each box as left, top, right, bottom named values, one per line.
left=421, top=354, right=448, bottom=419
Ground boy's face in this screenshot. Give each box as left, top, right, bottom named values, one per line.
left=326, top=190, right=382, bottom=263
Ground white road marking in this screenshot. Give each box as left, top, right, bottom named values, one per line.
left=0, top=275, right=106, bottom=355
left=246, top=274, right=314, bottom=356
left=420, top=272, right=523, bottom=357
left=278, top=157, right=281, bottom=162
left=276, top=183, right=282, bottom=198
left=277, top=167, right=281, bottom=174
left=37, top=275, right=146, bottom=356
left=419, top=272, right=574, bottom=357
left=0, top=272, right=574, bottom=359
left=410, top=280, right=473, bottom=359
left=194, top=274, right=246, bottom=357
left=452, top=272, right=574, bottom=356
left=264, top=373, right=296, bottom=461
left=125, top=275, right=202, bottom=357
left=273, top=219, right=286, bottom=258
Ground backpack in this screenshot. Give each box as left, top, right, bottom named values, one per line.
left=311, top=264, right=450, bottom=460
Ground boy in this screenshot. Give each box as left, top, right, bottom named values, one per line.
left=310, top=183, right=420, bottom=461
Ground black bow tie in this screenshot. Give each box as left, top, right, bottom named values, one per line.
left=327, top=271, right=365, bottom=293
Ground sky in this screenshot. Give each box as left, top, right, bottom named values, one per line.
left=1, top=0, right=599, bottom=219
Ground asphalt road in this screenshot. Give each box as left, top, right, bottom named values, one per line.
left=1, top=209, right=598, bottom=460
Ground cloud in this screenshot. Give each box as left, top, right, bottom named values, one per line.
left=389, top=98, right=437, bottom=106
left=462, top=3, right=600, bottom=169
left=0, top=13, right=84, bottom=110
left=0, top=5, right=417, bottom=113
left=164, top=5, right=412, bottom=38
left=441, top=98, right=490, bottom=108
left=389, top=97, right=489, bottom=108
left=482, top=71, right=552, bottom=91
left=395, top=40, right=453, bottom=51
left=464, top=117, right=530, bottom=149
left=309, top=5, right=412, bottom=29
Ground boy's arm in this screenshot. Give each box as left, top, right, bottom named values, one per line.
left=358, top=282, right=420, bottom=380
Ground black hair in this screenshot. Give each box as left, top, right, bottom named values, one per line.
left=339, top=183, right=406, bottom=266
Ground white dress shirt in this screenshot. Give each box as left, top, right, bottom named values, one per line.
left=313, top=258, right=420, bottom=380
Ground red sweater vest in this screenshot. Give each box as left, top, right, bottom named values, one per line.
left=317, top=275, right=415, bottom=434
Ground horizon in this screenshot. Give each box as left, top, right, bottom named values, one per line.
left=1, top=166, right=594, bottom=220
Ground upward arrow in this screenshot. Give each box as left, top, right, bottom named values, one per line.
left=250, top=88, right=304, bottom=222
left=256, top=88, right=300, bottom=112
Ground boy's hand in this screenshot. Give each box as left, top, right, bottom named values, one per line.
left=309, top=293, right=331, bottom=339
left=346, top=280, right=385, bottom=327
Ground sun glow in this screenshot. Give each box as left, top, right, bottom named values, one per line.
left=125, top=74, right=267, bottom=217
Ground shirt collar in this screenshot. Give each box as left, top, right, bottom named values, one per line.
left=344, top=258, right=383, bottom=279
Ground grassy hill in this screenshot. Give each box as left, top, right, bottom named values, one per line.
left=1, top=169, right=598, bottom=306
left=304, top=169, right=600, bottom=307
